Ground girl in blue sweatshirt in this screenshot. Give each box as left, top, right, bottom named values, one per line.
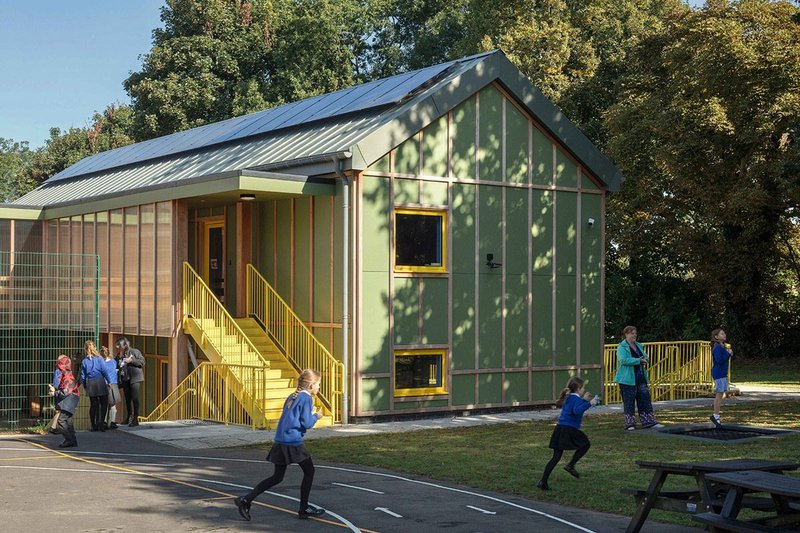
left=235, top=369, right=326, bottom=521
left=537, top=376, right=598, bottom=490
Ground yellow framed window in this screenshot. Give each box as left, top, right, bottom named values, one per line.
left=394, top=349, right=447, bottom=397
left=394, top=208, right=447, bottom=273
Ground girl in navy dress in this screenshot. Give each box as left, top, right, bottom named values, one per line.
left=235, top=369, right=326, bottom=521
left=537, top=376, right=598, bottom=490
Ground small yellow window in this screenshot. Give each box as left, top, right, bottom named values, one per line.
left=394, top=208, right=447, bottom=273
left=394, top=349, right=447, bottom=397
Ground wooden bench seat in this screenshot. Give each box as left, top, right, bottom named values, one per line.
left=692, top=512, right=781, bottom=533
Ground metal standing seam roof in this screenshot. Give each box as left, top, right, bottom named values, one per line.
left=14, top=50, right=623, bottom=209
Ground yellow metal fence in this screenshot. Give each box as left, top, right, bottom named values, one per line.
left=603, top=340, right=725, bottom=404
left=246, top=264, right=344, bottom=422
left=142, top=363, right=289, bottom=429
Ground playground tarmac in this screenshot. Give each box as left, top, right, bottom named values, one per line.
left=0, top=385, right=796, bottom=533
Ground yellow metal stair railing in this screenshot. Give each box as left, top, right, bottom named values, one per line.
left=247, top=264, right=344, bottom=423
left=603, top=340, right=721, bottom=404
left=141, top=363, right=302, bottom=429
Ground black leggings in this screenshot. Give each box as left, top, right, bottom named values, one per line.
left=541, top=443, right=590, bottom=482
left=89, top=395, right=109, bottom=430
left=244, top=458, right=315, bottom=510
left=123, top=381, right=141, bottom=422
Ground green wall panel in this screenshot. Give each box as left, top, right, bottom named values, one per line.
left=478, top=86, right=502, bottom=182
left=555, top=149, right=578, bottom=188
left=506, top=189, right=528, bottom=274
left=581, top=171, right=599, bottom=190
left=370, top=153, right=390, bottom=173
left=394, top=134, right=419, bottom=176
left=478, top=274, right=502, bottom=368
left=421, top=278, right=448, bottom=345
left=313, top=197, right=333, bottom=323
left=581, top=368, right=602, bottom=397
left=394, top=177, right=419, bottom=205
left=532, top=371, right=553, bottom=401
left=394, top=399, right=449, bottom=410
left=275, top=200, right=292, bottom=299
left=451, top=183, right=476, bottom=274
left=361, top=378, right=390, bottom=412
left=452, top=273, right=475, bottom=370
left=532, top=128, right=553, bottom=186
left=422, top=181, right=448, bottom=206
left=555, top=276, right=577, bottom=364
left=361, top=271, right=390, bottom=372
left=478, top=186, right=502, bottom=272
left=422, top=114, right=448, bottom=178
left=294, top=198, right=311, bottom=320
left=505, top=272, right=528, bottom=368
left=531, top=190, right=553, bottom=275
left=452, top=374, right=475, bottom=406
left=478, top=372, right=502, bottom=403
left=451, top=95, right=476, bottom=180
left=581, top=272, right=602, bottom=365
left=581, top=194, right=602, bottom=275
left=531, top=275, right=553, bottom=366
left=504, top=372, right=528, bottom=403
left=555, top=192, right=577, bottom=276
left=555, top=370, right=576, bottom=394
left=258, top=202, right=275, bottom=280
left=312, top=327, right=333, bottom=356
left=393, top=277, right=419, bottom=345
left=506, top=103, right=529, bottom=184
left=361, top=177, right=390, bottom=272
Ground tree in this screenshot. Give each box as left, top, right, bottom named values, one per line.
left=0, top=138, right=35, bottom=202
left=605, top=0, right=800, bottom=355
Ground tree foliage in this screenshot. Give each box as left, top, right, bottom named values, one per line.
left=605, top=0, right=800, bottom=354
left=0, top=138, right=34, bottom=203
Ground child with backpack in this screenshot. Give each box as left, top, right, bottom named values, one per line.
left=47, top=354, right=80, bottom=448
left=537, top=376, right=599, bottom=490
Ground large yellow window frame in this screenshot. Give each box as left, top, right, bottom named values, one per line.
left=394, top=348, right=447, bottom=397
left=393, top=208, right=448, bottom=274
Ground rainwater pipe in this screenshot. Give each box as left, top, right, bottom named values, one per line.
left=334, top=152, right=351, bottom=425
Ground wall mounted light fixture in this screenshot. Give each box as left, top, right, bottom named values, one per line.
left=486, top=253, right=502, bottom=269
left=587, top=217, right=595, bottom=226
left=240, top=193, right=256, bottom=201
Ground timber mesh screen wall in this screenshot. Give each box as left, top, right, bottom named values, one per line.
left=0, top=251, right=99, bottom=429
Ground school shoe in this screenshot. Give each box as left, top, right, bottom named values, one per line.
left=298, top=506, right=326, bottom=519
left=710, top=415, right=722, bottom=428
left=234, top=497, right=251, bottom=521
left=109, top=423, right=118, bottom=430
left=536, top=479, right=550, bottom=491
left=563, top=465, right=580, bottom=478
left=58, top=441, right=77, bottom=448
left=129, top=419, right=139, bottom=427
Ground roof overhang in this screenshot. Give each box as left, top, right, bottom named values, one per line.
left=0, top=205, right=44, bottom=220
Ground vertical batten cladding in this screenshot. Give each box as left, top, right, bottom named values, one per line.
left=42, top=201, right=175, bottom=337
left=255, top=195, right=344, bottom=364
left=357, top=81, right=605, bottom=416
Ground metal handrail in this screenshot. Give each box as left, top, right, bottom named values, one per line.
left=246, top=264, right=344, bottom=422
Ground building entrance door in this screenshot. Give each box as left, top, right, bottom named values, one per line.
left=202, top=219, right=225, bottom=303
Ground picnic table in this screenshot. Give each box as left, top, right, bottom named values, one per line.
left=693, top=470, right=800, bottom=532
left=624, top=459, right=799, bottom=533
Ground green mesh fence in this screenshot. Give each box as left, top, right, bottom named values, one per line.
left=0, top=251, right=99, bottom=429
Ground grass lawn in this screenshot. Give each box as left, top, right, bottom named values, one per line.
left=733, top=357, right=800, bottom=388
left=305, top=400, right=800, bottom=528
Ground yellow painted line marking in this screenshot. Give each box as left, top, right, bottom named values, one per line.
left=18, top=439, right=378, bottom=532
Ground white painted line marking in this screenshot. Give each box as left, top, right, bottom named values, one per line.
left=333, top=482, right=384, bottom=494
left=375, top=507, right=403, bottom=518
left=467, top=505, right=496, bottom=515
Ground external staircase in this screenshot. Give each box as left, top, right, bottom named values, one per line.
left=142, top=262, right=341, bottom=429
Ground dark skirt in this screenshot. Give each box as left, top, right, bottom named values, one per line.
left=266, top=443, right=311, bottom=465
left=107, top=383, right=121, bottom=405
left=85, top=377, right=109, bottom=398
left=549, top=424, right=590, bottom=450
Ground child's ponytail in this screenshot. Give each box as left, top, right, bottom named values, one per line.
left=556, top=376, right=585, bottom=407
left=286, top=368, right=321, bottom=409
left=555, top=387, right=570, bottom=408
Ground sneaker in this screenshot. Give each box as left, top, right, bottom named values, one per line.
left=626, top=426, right=636, bottom=431
left=298, top=506, right=326, bottom=519
left=710, top=415, right=721, bottom=428
left=536, top=479, right=550, bottom=491
left=563, top=465, right=580, bottom=478
left=234, top=497, right=251, bottom=521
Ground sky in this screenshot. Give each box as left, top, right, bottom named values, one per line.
left=0, top=1, right=163, bottom=149
left=1, top=0, right=707, bottom=150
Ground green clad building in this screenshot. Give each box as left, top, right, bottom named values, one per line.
left=0, top=50, right=622, bottom=424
